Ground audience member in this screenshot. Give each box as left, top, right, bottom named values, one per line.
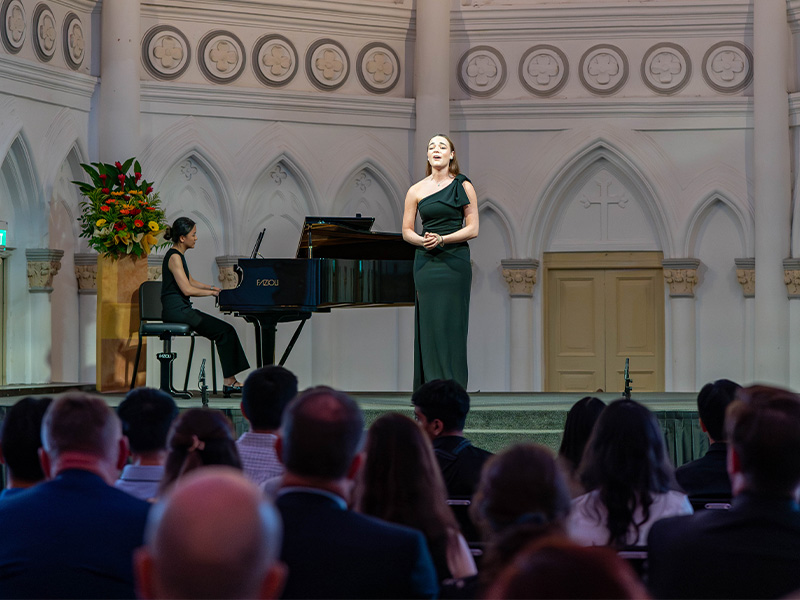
left=0, top=396, right=52, bottom=497
left=675, top=378, right=740, bottom=501
left=484, top=535, right=649, bottom=599
left=0, top=393, right=150, bottom=598
left=648, top=385, right=800, bottom=599
left=116, top=387, right=178, bottom=501
left=237, top=366, right=297, bottom=486
left=412, top=379, right=492, bottom=499
left=135, top=467, right=286, bottom=600
left=354, top=412, right=476, bottom=583
left=567, top=399, right=691, bottom=547
left=470, top=443, right=572, bottom=587
left=557, top=396, right=606, bottom=497
left=159, top=407, right=242, bottom=495
left=276, top=386, right=439, bottom=598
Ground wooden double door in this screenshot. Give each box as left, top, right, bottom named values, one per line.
left=544, top=252, right=665, bottom=393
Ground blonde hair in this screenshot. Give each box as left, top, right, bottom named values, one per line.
left=425, top=134, right=461, bottom=177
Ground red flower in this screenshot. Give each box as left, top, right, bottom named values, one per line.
left=99, top=174, right=107, bottom=181
left=135, top=172, right=142, bottom=181
left=115, top=162, right=122, bottom=169
left=100, top=205, right=110, bottom=212
left=114, top=222, right=126, bottom=231
left=134, top=219, right=144, bottom=228
left=146, top=186, right=153, bottom=194
left=105, top=199, right=115, bottom=204
left=120, top=209, right=130, bottom=215
left=101, top=188, right=110, bottom=194
left=130, top=209, right=141, bottom=216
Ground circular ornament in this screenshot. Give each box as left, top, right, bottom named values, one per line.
left=1, top=0, right=26, bottom=54
left=457, top=45, right=507, bottom=98
left=306, top=38, right=350, bottom=91
left=33, top=3, right=56, bottom=62
left=62, top=12, right=84, bottom=70
left=579, top=44, right=628, bottom=96
left=642, top=43, right=691, bottom=95
left=198, top=30, right=246, bottom=84
left=519, top=45, right=568, bottom=97
left=702, top=41, right=753, bottom=94
left=252, top=34, right=298, bottom=87
left=356, top=42, right=400, bottom=94
left=142, top=25, right=191, bottom=81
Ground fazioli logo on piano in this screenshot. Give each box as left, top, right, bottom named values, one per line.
left=257, top=279, right=279, bottom=287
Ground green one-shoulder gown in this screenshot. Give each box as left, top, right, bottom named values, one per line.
left=413, top=173, right=472, bottom=390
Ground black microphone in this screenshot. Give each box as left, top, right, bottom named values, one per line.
left=198, top=358, right=209, bottom=408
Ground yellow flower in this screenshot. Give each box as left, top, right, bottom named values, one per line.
left=148, top=221, right=160, bottom=232
left=141, top=232, right=158, bottom=256
left=96, top=218, right=107, bottom=227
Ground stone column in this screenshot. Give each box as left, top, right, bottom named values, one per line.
left=98, top=0, right=141, bottom=161
left=74, top=253, right=97, bottom=382
left=753, top=0, right=791, bottom=384
left=413, top=0, right=451, bottom=177
left=147, top=253, right=164, bottom=281
left=215, top=255, right=243, bottom=289
left=735, top=258, right=755, bottom=383
left=784, top=258, right=800, bottom=390
left=662, top=258, right=700, bottom=392
left=26, top=249, right=64, bottom=383
left=501, top=259, right=538, bottom=391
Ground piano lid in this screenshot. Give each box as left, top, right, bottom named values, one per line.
left=296, top=216, right=415, bottom=261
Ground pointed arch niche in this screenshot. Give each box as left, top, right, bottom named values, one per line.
left=689, top=196, right=749, bottom=385
left=332, top=163, right=401, bottom=231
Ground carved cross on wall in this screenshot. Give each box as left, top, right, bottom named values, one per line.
left=578, top=171, right=631, bottom=241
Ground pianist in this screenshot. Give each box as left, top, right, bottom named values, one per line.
left=162, top=217, right=250, bottom=397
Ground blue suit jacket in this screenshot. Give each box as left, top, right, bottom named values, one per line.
left=0, top=469, right=151, bottom=599
left=276, top=489, right=439, bottom=599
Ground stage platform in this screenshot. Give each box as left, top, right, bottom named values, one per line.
left=0, top=385, right=705, bottom=468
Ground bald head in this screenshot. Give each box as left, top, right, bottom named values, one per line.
left=136, top=468, right=285, bottom=599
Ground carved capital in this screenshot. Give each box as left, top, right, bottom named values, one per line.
left=74, top=253, right=98, bottom=294
left=735, top=258, right=755, bottom=298
left=148, top=253, right=164, bottom=281
left=500, top=259, right=539, bottom=297
left=662, top=258, right=701, bottom=298
left=216, top=255, right=245, bottom=290
left=783, top=258, right=800, bottom=299
left=25, top=248, right=64, bottom=293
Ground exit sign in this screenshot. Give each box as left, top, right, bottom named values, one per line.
left=0, top=220, right=6, bottom=247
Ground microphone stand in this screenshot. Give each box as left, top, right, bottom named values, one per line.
left=623, top=357, right=633, bottom=400
left=198, top=358, right=209, bottom=408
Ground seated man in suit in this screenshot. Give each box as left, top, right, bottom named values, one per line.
left=648, top=385, right=800, bottom=599
left=275, top=386, right=438, bottom=599
left=0, top=393, right=151, bottom=599
left=135, top=467, right=286, bottom=600
left=0, top=396, right=52, bottom=498
left=675, top=378, right=740, bottom=501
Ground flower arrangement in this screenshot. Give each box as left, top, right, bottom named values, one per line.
left=73, top=158, right=169, bottom=259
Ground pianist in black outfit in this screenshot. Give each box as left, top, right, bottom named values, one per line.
left=162, top=217, right=250, bottom=397
left=403, top=134, right=479, bottom=390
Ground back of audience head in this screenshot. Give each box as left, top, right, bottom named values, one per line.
left=558, top=396, right=606, bottom=475
left=484, top=535, right=649, bottom=599
left=355, top=412, right=457, bottom=545
left=40, top=393, right=126, bottom=482
left=0, top=396, right=52, bottom=488
left=412, top=379, right=470, bottom=438
left=117, top=388, right=178, bottom=457
left=279, top=386, right=364, bottom=481
left=136, top=467, right=285, bottom=599
left=726, top=384, right=800, bottom=498
left=579, top=398, right=674, bottom=547
left=697, top=379, right=741, bottom=443
left=159, top=408, right=241, bottom=495
left=241, top=366, right=298, bottom=432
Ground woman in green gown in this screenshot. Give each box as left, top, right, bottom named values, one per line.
left=402, top=134, right=480, bottom=390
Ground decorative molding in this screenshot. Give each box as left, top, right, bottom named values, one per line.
left=197, top=30, right=246, bottom=84
left=356, top=42, right=400, bottom=94
left=702, top=41, right=753, bottom=94
left=147, top=253, right=163, bottom=281
left=579, top=44, right=628, bottom=96
left=500, top=258, right=539, bottom=297
left=216, top=255, right=243, bottom=289
left=784, top=259, right=800, bottom=299
left=252, top=33, right=298, bottom=88
left=74, top=252, right=97, bottom=294
left=0, top=54, right=96, bottom=109
left=26, top=248, right=64, bottom=293
left=306, top=38, right=350, bottom=91
left=33, top=3, right=57, bottom=62
left=1, top=0, right=25, bottom=54
left=662, top=258, right=701, bottom=298
left=641, top=42, right=691, bottom=95
left=519, top=45, right=568, bottom=98
left=62, top=12, right=84, bottom=70
left=142, top=25, right=191, bottom=81
left=457, top=45, right=507, bottom=98
left=734, top=257, right=754, bottom=298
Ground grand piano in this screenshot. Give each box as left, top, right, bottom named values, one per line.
left=217, top=216, right=416, bottom=367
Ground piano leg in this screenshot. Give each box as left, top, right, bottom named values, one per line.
left=246, top=312, right=312, bottom=368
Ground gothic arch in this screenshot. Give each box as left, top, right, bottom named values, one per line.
left=684, top=192, right=750, bottom=258
left=331, top=161, right=403, bottom=228
left=526, top=139, right=675, bottom=258
left=39, top=109, right=88, bottom=202
left=0, top=133, right=44, bottom=243
left=478, top=198, right=515, bottom=257
left=243, top=152, right=319, bottom=218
